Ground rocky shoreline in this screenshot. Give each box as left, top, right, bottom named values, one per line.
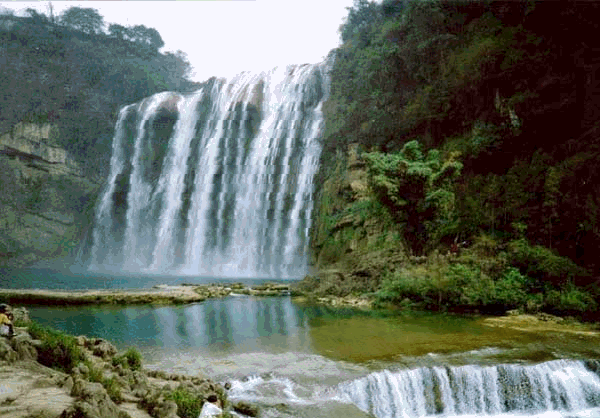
left=0, top=306, right=260, bottom=418
left=0, top=282, right=293, bottom=306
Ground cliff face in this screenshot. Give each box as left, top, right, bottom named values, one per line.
left=306, top=144, right=408, bottom=296
left=0, top=123, right=101, bottom=268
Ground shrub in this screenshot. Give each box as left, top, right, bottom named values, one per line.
left=364, top=140, right=462, bottom=254
left=166, top=387, right=204, bottom=418
left=27, top=321, right=84, bottom=373
left=102, top=376, right=123, bottom=404
left=545, top=287, right=597, bottom=314
left=446, top=263, right=496, bottom=306
left=112, top=347, right=142, bottom=371
left=494, top=267, right=529, bottom=307
left=508, top=238, right=589, bottom=286
left=86, top=360, right=104, bottom=383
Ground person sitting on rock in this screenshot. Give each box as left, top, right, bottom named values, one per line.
left=0, top=304, right=14, bottom=338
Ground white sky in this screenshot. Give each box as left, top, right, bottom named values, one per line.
left=1, top=0, right=355, bottom=82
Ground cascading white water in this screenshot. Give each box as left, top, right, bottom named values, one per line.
left=88, top=59, right=331, bottom=277
left=335, top=359, right=600, bottom=418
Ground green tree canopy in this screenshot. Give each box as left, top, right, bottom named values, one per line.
left=365, top=140, right=462, bottom=254
left=126, top=24, right=164, bottom=50
left=60, top=7, right=104, bottom=34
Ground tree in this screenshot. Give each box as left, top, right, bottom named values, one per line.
left=340, top=0, right=382, bottom=43
left=25, top=8, right=48, bottom=24
left=161, top=50, right=192, bottom=82
left=121, top=24, right=164, bottom=53
left=60, top=7, right=104, bottom=34
left=364, top=140, right=463, bottom=254
left=108, top=23, right=127, bottom=39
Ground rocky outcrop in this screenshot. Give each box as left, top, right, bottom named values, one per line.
left=0, top=283, right=294, bottom=306
left=0, top=122, right=81, bottom=174
left=304, top=143, right=410, bottom=297
left=0, top=306, right=248, bottom=418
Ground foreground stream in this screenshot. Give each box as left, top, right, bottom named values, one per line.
left=25, top=293, right=600, bottom=418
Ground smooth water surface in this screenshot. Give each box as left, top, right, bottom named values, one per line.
left=0, top=267, right=278, bottom=290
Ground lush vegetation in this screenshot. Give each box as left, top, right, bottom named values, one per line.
left=0, top=6, right=197, bottom=176
left=112, top=346, right=143, bottom=371
left=165, top=387, right=206, bottom=418
left=311, top=0, right=600, bottom=319
left=27, top=320, right=85, bottom=372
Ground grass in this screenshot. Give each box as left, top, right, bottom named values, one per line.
left=165, top=387, right=205, bottom=418
left=112, top=347, right=143, bottom=371
left=26, top=321, right=84, bottom=373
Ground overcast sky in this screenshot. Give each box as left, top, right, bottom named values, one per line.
left=2, top=0, right=355, bottom=82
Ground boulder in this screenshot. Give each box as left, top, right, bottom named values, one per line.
left=0, top=337, right=16, bottom=362
left=156, top=400, right=178, bottom=418
left=91, top=339, right=117, bottom=360
left=66, top=379, right=123, bottom=418
left=10, top=331, right=38, bottom=361
left=11, top=307, right=30, bottom=323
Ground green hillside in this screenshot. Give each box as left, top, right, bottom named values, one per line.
left=306, top=0, right=600, bottom=320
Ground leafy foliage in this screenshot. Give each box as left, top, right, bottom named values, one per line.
left=313, top=0, right=600, bottom=318
left=166, top=387, right=205, bottom=418
left=112, top=347, right=143, bottom=371
left=364, top=140, right=462, bottom=254
left=59, top=7, right=104, bottom=34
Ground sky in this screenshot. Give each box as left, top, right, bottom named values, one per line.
left=1, top=0, right=356, bottom=82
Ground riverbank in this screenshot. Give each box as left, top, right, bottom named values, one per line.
left=0, top=282, right=292, bottom=306
left=0, top=305, right=261, bottom=418
left=291, top=287, right=600, bottom=337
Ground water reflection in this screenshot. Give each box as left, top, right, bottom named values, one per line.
left=28, top=296, right=313, bottom=356
left=26, top=299, right=600, bottom=366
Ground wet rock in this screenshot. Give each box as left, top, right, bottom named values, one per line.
left=233, top=400, right=260, bottom=417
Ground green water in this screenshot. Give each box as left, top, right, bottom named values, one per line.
left=27, top=296, right=600, bottom=366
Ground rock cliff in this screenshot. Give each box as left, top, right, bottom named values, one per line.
left=0, top=123, right=101, bottom=268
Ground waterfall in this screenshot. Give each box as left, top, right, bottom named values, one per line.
left=88, top=59, right=331, bottom=278
left=336, top=359, right=600, bottom=418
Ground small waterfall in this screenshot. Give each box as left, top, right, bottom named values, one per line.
left=88, top=60, right=331, bottom=277
left=336, top=360, right=600, bottom=418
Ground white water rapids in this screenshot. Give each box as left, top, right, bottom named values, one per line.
left=225, top=359, right=600, bottom=418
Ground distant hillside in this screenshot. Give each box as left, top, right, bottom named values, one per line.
left=0, top=6, right=198, bottom=268
left=0, top=7, right=198, bottom=177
